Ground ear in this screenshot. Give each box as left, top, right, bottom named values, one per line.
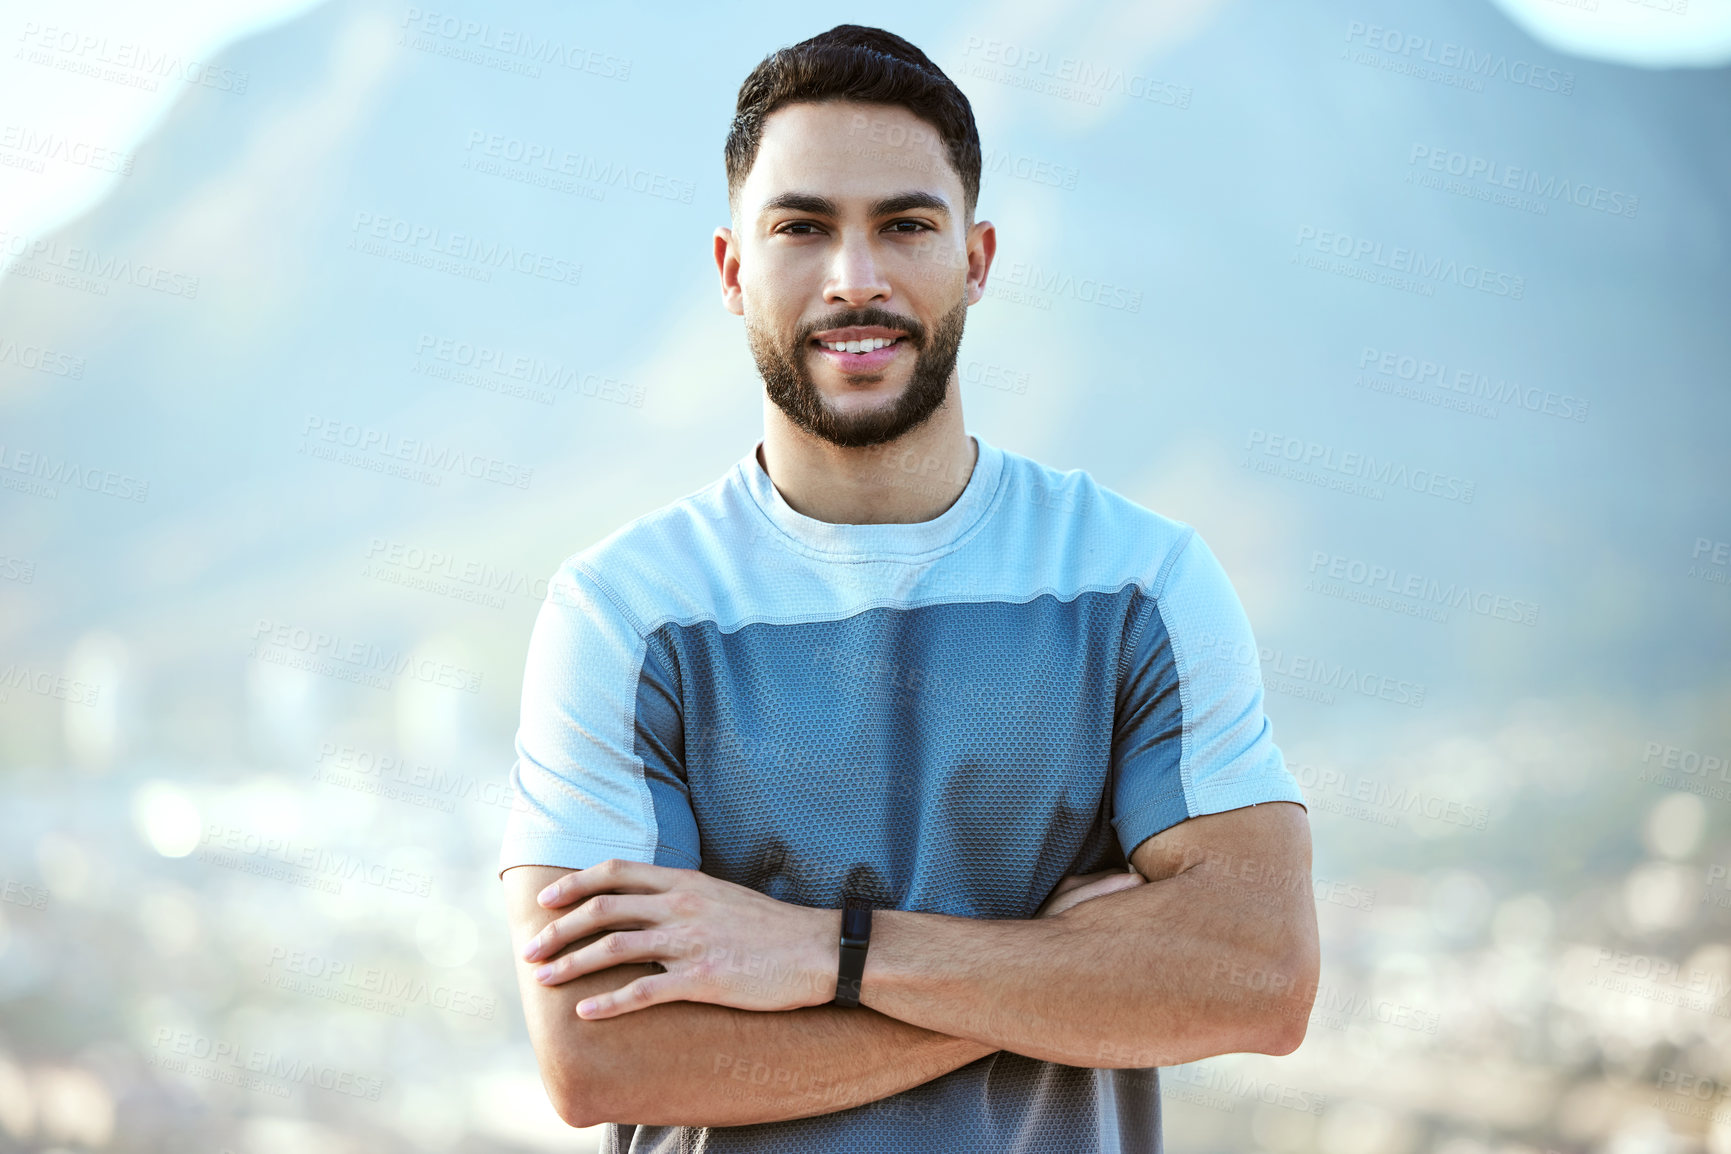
left=963, top=219, right=997, bottom=307
left=714, top=227, right=744, bottom=316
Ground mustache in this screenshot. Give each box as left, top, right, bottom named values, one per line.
left=797, top=307, right=926, bottom=346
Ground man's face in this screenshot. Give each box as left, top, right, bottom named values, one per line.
left=717, top=101, right=991, bottom=449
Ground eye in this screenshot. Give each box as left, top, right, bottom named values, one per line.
left=776, top=221, right=825, bottom=236
left=885, top=220, right=932, bottom=234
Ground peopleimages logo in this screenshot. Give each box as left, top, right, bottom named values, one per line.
left=1407, top=145, right=1638, bottom=219
left=0, top=228, right=201, bottom=299
left=1191, top=631, right=1427, bottom=709
left=147, top=1028, right=384, bottom=1101
left=1164, top=1063, right=1327, bottom=1115
left=1244, top=429, right=1476, bottom=504
left=0, top=442, right=150, bottom=502
left=0, top=124, right=134, bottom=175
left=461, top=130, right=694, bottom=203
left=398, top=8, right=631, bottom=80
left=1307, top=984, right=1442, bottom=1036
left=995, top=260, right=1143, bottom=312
left=412, top=334, right=644, bottom=409
left=0, top=334, right=85, bottom=379
left=1306, top=551, right=1540, bottom=627
left=1357, top=346, right=1589, bottom=423
left=0, top=879, right=50, bottom=911
left=313, top=740, right=526, bottom=814
left=265, top=945, right=498, bottom=1020
left=362, top=536, right=555, bottom=611
left=248, top=616, right=485, bottom=695
left=1287, top=761, right=1490, bottom=831
left=1588, top=949, right=1731, bottom=1008
left=198, top=823, right=435, bottom=898
left=1294, top=226, right=1525, bottom=299
left=1689, top=537, right=1730, bottom=588
left=15, top=22, right=251, bottom=93
left=1637, top=739, right=1731, bottom=803
left=0, top=663, right=101, bottom=708
left=0, top=554, right=37, bottom=584
left=300, top=415, right=534, bottom=490
left=980, top=147, right=1080, bottom=191
left=957, top=37, right=1191, bottom=109
left=1342, top=21, right=1574, bottom=95
left=347, top=211, right=581, bottom=287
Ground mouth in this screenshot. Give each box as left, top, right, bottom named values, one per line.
left=807, top=329, right=911, bottom=375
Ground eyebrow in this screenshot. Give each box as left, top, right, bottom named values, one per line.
left=758, top=190, right=952, bottom=221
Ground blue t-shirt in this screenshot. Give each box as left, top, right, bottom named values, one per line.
left=500, top=433, right=1304, bottom=1153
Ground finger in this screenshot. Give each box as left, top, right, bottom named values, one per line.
left=575, top=971, right=680, bottom=1020
left=1046, top=871, right=1145, bottom=917
left=523, top=892, right=662, bottom=962
left=535, top=929, right=670, bottom=985
left=537, top=858, right=673, bottom=908
left=1077, top=872, right=1145, bottom=898
left=534, top=870, right=586, bottom=909
left=1048, top=873, right=1096, bottom=897
left=1049, top=869, right=1129, bottom=900
left=1047, top=870, right=1114, bottom=899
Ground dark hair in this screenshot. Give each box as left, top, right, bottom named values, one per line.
left=724, top=25, right=981, bottom=219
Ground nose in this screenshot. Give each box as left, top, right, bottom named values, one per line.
left=825, top=234, right=892, bottom=309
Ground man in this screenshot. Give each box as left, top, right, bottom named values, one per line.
left=500, top=24, right=1318, bottom=1153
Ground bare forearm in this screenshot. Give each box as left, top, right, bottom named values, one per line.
left=506, top=865, right=993, bottom=1128
left=860, top=867, right=1317, bottom=1067
left=570, top=981, right=995, bottom=1126
left=509, top=806, right=1317, bottom=1122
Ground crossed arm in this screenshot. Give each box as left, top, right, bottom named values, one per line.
left=503, top=800, right=1318, bottom=1129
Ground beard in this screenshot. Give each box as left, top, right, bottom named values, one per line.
left=746, top=297, right=967, bottom=449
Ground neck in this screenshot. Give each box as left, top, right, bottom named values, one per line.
left=757, top=380, right=976, bottom=525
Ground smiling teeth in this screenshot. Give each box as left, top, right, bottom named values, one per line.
left=823, top=338, right=897, bottom=353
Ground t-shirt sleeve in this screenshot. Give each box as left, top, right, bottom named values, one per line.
left=1109, top=529, right=1306, bottom=860
left=498, top=564, right=701, bottom=877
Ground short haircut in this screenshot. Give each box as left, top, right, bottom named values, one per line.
left=724, top=25, right=982, bottom=221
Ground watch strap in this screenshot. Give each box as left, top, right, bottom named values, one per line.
left=832, top=896, right=872, bottom=1007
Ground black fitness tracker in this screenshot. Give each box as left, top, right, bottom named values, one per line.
left=831, top=895, right=872, bottom=1007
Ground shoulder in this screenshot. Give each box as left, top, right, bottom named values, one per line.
left=545, top=466, right=752, bottom=635
left=991, top=446, right=1201, bottom=597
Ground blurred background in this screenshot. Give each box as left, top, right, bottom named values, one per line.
left=1, top=0, right=1728, bottom=1150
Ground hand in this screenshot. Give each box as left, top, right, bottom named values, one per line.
left=520, top=859, right=839, bottom=1020
left=1034, top=868, right=1146, bottom=919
